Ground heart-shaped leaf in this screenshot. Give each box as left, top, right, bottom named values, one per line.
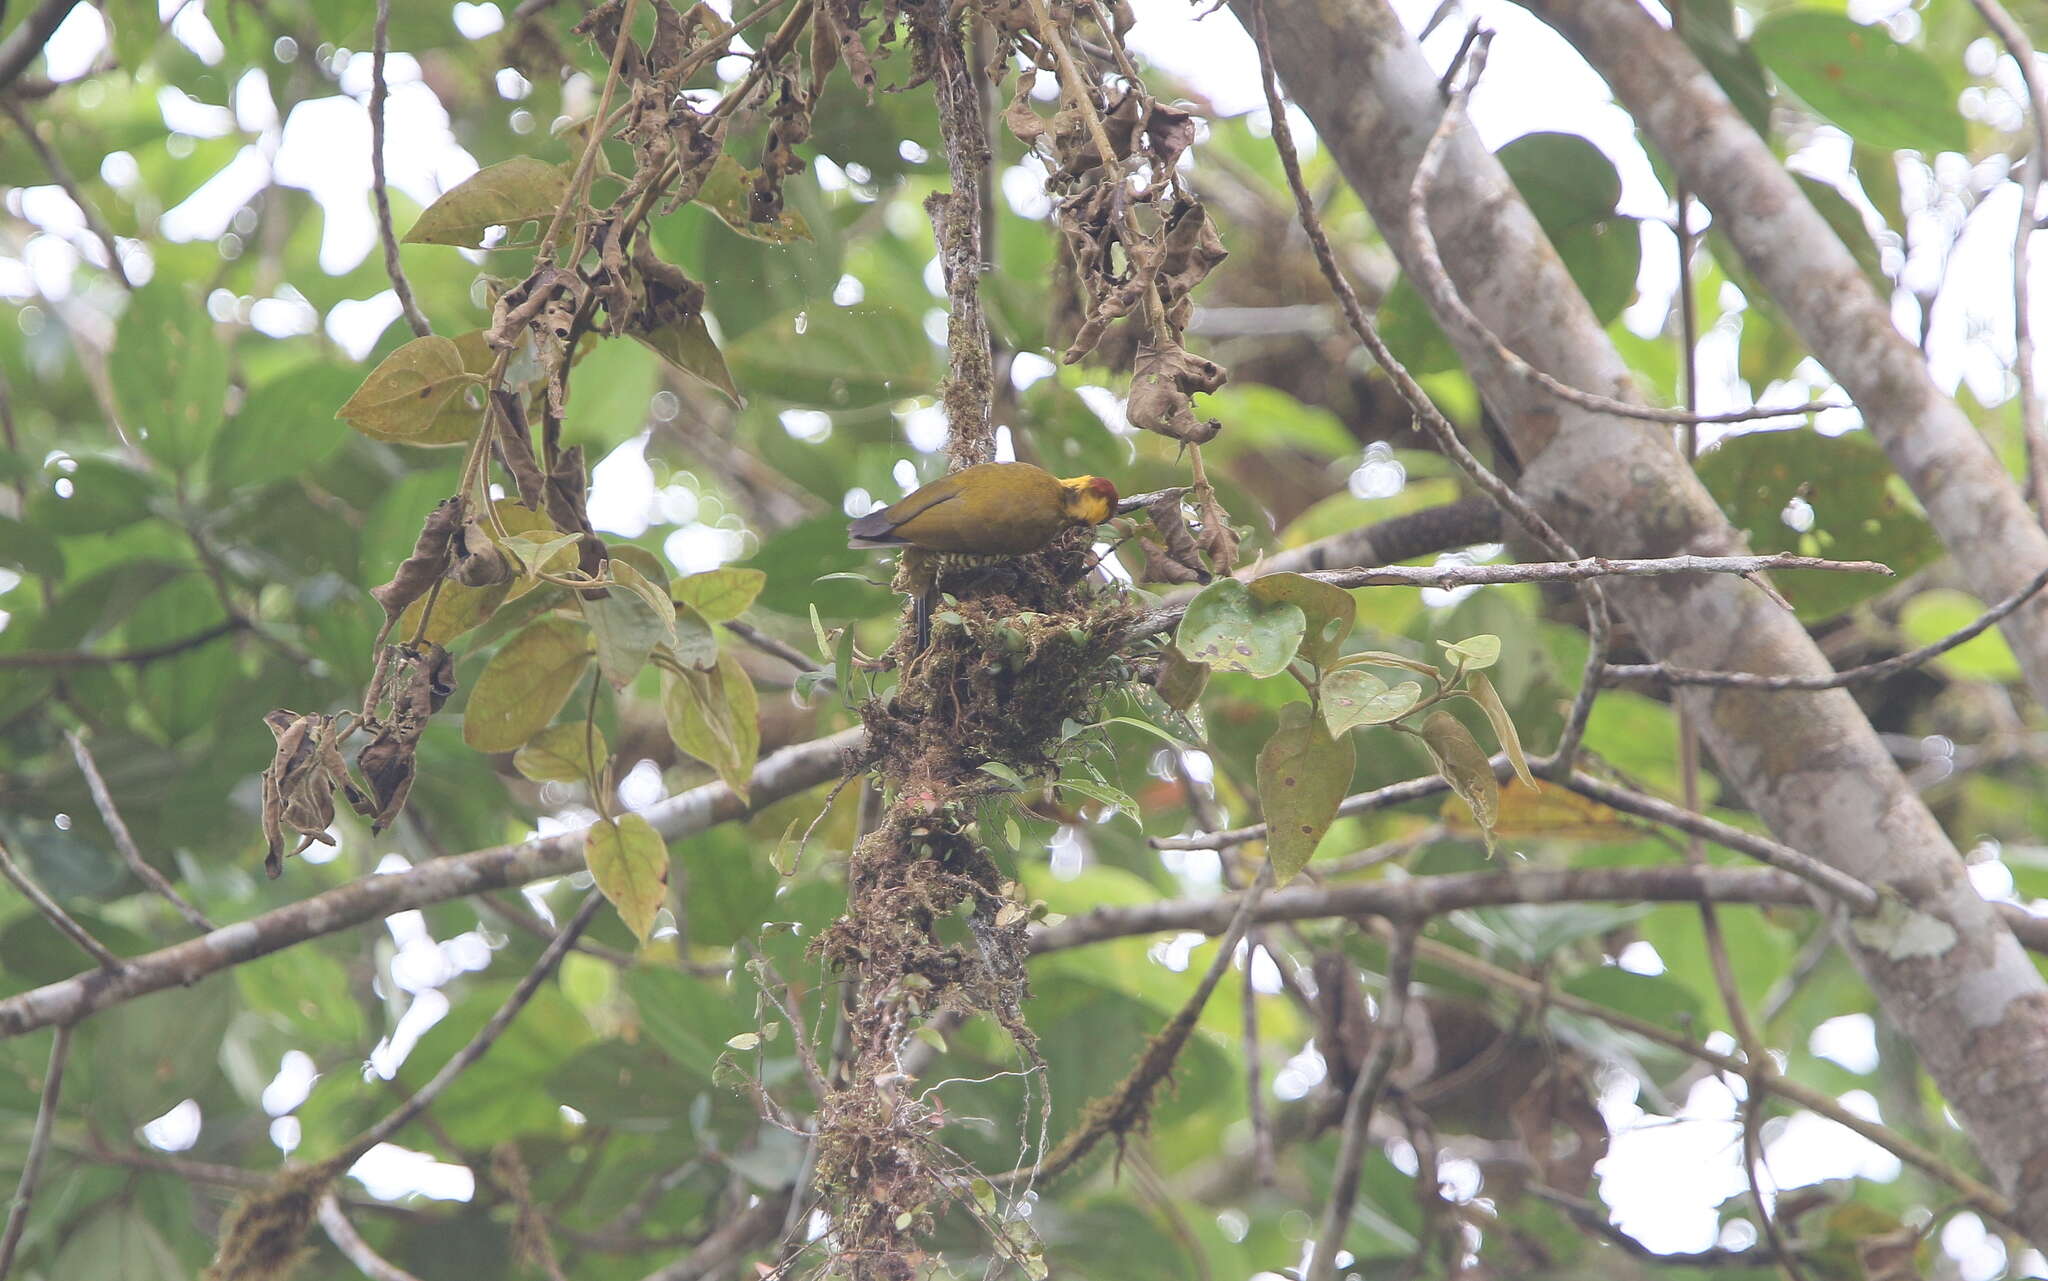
left=405, top=156, right=570, bottom=247
left=1176, top=578, right=1306, bottom=678
left=1320, top=670, right=1424, bottom=734
left=587, top=812, right=669, bottom=943
left=1258, top=702, right=1356, bottom=883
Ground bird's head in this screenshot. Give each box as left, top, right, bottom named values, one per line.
left=1058, top=475, right=1119, bottom=527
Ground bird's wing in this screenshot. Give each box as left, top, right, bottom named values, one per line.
left=846, top=487, right=961, bottom=547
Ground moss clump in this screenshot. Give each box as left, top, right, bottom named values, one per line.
left=203, top=1165, right=331, bottom=1281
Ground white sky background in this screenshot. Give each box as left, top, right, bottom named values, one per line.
left=8, top=0, right=2048, bottom=1272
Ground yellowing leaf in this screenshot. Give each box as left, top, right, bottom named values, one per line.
left=1438, top=633, right=1502, bottom=671
left=411, top=329, right=496, bottom=447
left=337, top=335, right=477, bottom=442
left=587, top=812, right=669, bottom=942
left=405, top=156, right=570, bottom=247
left=514, top=722, right=608, bottom=784
left=661, top=648, right=759, bottom=800
left=672, top=567, right=765, bottom=622
left=462, top=616, right=592, bottom=752
left=633, top=312, right=743, bottom=405
left=1444, top=778, right=1638, bottom=842
left=1419, top=709, right=1499, bottom=853
left=398, top=580, right=511, bottom=646
left=1257, top=702, right=1355, bottom=884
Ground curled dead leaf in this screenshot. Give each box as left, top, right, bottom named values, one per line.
left=1126, top=339, right=1226, bottom=445
left=370, top=498, right=462, bottom=623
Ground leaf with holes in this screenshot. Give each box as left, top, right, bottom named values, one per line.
left=587, top=813, right=669, bottom=943
left=1249, top=573, right=1355, bottom=670
left=1176, top=578, right=1306, bottom=678
left=1320, top=670, right=1423, bottom=734
left=463, top=616, right=592, bottom=752
left=405, top=156, right=570, bottom=247
left=337, top=335, right=478, bottom=442
left=1257, top=702, right=1356, bottom=884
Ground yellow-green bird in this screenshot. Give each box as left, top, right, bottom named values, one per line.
left=847, top=462, right=1119, bottom=645
left=847, top=462, right=1118, bottom=554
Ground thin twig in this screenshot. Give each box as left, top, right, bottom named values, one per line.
left=318, top=1193, right=428, bottom=1281
left=723, top=620, right=824, bottom=675
left=475, top=892, right=637, bottom=968
left=0, top=618, right=247, bottom=669
left=1968, top=0, right=2048, bottom=518
left=370, top=0, right=431, bottom=338
left=65, top=731, right=214, bottom=933
left=1605, top=563, right=2048, bottom=689
left=1025, top=865, right=1274, bottom=1184
left=1382, top=924, right=2013, bottom=1224
left=1529, top=1185, right=1787, bottom=1266
left=0, top=1024, right=71, bottom=1280
left=324, top=892, right=604, bottom=1173
left=0, top=0, right=82, bottom=93
left=1247, top=0, right=1613, bottom=776
left=1409, top=34, right=1840, bottom=429
left=0, top=839, right=122, bottom=970
left=535, top=0, right=643, bottom=264
left=2, top=99, right=131, bottom=288
left=1305, top=923, right=1416, bottom=1281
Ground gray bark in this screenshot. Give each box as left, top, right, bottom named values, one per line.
left=1238, top=0, right=2048, bottom=1240
left=1520, top=0, right=2048, bottom=712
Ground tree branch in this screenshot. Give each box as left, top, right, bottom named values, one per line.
left=1306, top=923, right=1415, bottom=1281
left=0, top=618, right=247, bottom=669
left=0, top=0, right=81, bottom=94
left=0, top=838, right=122, bottom=970
left=0, top=1025, right=71, bottom=1280
left=66, top=730, right=214, bottom=933
left=370, top=0, right=431, bottom=339
left=0, top=726, right=860, bottom=1039
left=317, top=1194, right=427, bottom=1281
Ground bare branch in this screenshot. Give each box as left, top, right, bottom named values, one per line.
left=1306, top=923, right=1415, bottom=1281
left=318, top=1194, right=427, bottom=1281
left=371, top=0, right=431, bottom=339
left=66, top=731, right=214, bottom=933
left=0, top=839, right=122, bottom=971
left=0, top=0, right=82, bottom=94
left=1606, top=563, right=2048, bottom=690
left=0, top=619, right=247, bottom=669
left=326, top=892, right=603, bottom=1173
left=0, top=726, right=860, bottom=1039
left=0, top=1025, right=71, bottom=1280
left=1529, top=1186, right=1788, bottom=1267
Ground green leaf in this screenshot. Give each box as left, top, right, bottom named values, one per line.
left=587, top=813, right=670, bottom=942
left=1248, top=572, right=1356, bottom=669
left=1750, top=11, right=1965, bottom=155
left=1467, top=672, right=1537, bottom=790
left=1320, top=670, right=1423, bottom=733
left=1899, top=588, right=2021, bottom=683
left=1175, top=578, right=1307, bottom=678
left=1257, top=702, right=1356, bottom=883
left=582, top=558, right=676, bottom=689
left=633, top=312, right=744, bottom=405
left=499, top=529, right=582, bottom=579
left=113, top=282, right=227, bottom=470
left=694, top=153, right=813, bottom=244
left=514, top=722, right=608, bottom=784
left=404, top=156, right=570, bottom=246
left=1676, top=0, right=1772, bottom=136
left=661, top=648, right=760, bottom=799
left=1418, top=710, right=1500, bottom=854
left=1497, top=132, right=1621, bottom=227
left=25, top=458, right=156, bottom=535
left=979, top=761, right=1028, bottom=788
left=1333, top=649, right=1443, bottom=681
left=1698, top=428, right=1941, bottom=619
left=674, top=567, right=765, bottom=621
left=462, top=616, right=593, bottom=751
left=336, top=335, right=478, bottom=442
left=209, top=361, right=359, bottom=490
left=1056, top=776, right=1139, bottom=820
left=727, top=306, right=935, bottom=409
left=1438, top=634, right=1502, bottom=671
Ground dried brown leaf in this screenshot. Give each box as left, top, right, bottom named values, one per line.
left=1126, top=339, right=1225, bottom=444
left=370, top=498, right=462, bottom=622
